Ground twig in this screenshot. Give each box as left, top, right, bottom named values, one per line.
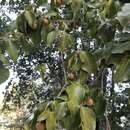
left=60, top=52, right=67, bottom=85
left=57, top=52, right=68, bottom=97
left=105, top=98, right=111, bottom=130
left=105, top=112, right=111, bottom=130
left=57, top=83, right=68, bottom=97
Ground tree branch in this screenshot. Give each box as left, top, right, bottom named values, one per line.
left=57, top=52, right=68, bottom=97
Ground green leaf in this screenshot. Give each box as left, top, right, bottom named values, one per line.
left=61, top=112, right=81, bottom=130
left=59, top=31, right=73, bottom=52
left=68, top=53, right=80, bottom=71
left=79, top=51, right=97, bottom=74
left=36, top=109, right=56, bottom=130
left=97, top=22, right=115, bottom=42
left=71, top=0, right=83, bottom=11
left=47, top=30, right=73, bottom=51
left=31, top=24, right=42, bottom=44
left=111, top=41, right=130, bottom=54
left=79, top=51, right=88, bottom=63
left=80, top=107, right=96, bottom=130
left=55, top=96, right=68, bottom=102
left=67, top=100, right=80, bottom=116
left=114, top=58, right=130, bottom=82
left=66, top=82, right=86, bottom=118
left=122, top=88, right=130, bottom=96
left=14, top=32, right=34, bottom=54
left=54, top=101, right=68, bottom=120
left=117, top=3, right=130, bottom=27
left=37, top=108, right=56, bottom=130
left=128, top=97, right=130, bottom=106
left=101, top=0, right=118, bottom=18
left=7, top=40, right=19, bottom=62
left=7, top=21, right=17, bottom=31
left=45, top=11, right=59, bottom=19
left=117, top=32, right=130, bottom=42
left=24, top=10, right=37, bottom=30
left=66, top=82, right=86, bottom=104
left=95, top=95, right=106, bottom=117
left=0, top=62, right=9, bottom=84
left=37, top=110, right=50, bottom=122
left=0, top=54, right=9, bottom=65
left=41, top=27, right=48, bottom=42
left=46, top=112, right=56, bottom=130
left=16, top=13, right=27, bottom=33
left=79, top=70, right=88, bottom=84
left=89, top=87, right=106, bottom=117
left=59, top=101, right=81, bottom=130
left=47, top=30, right=59, bottom=46
left=107, top=54, right=123, bottom=65
left=36, top=0, right=47, bottom=6
left=36, top=101, right=50, bottom=113
left=93, top=46, right=112, bottom=61
left=31, top=32, right=40, bottom=44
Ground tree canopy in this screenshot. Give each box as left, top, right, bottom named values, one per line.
left=0, top=0, right=130, bottom=130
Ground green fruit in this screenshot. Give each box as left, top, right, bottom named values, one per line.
left=67, top=73, right=75, bottom=80
left=42, top=18, right=49, bottom=26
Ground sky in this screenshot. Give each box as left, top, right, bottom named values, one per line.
left=0, top=81, right=8, bottom=107
left=0, top=5, right=17, bottom=20
left=0, top=72, right=13, bottom=107
left=0, top=4, right=17, bottom=107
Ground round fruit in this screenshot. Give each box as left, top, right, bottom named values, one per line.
left=67, top=73, right=75, bottom=81
left=61, top=0, right=64, bottom=4
left=51, top=0, right=64, bottom=6
left=51, top=0, right=55, bottom=4
left=57, top=0, right=61, bottom=5
left=42, top=18, right=49, bottom=26
left=56, top=0, right=64, bottom=6
left=36, top=122, right=46, bottom=130
left=86, top=97, right=94, bottom=106
left=32, top=21, right=37, bottom=29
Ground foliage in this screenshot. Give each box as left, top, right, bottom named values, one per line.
left=0, top=0, right=130, bottom=130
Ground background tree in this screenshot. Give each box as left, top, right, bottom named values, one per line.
left=0, top=0, right=130, bottom=130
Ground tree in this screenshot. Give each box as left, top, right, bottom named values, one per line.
left=0, top=0, right=130, bottom=130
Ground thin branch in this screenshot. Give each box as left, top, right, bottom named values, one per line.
left=57, top=52, right=68, bottom=97
left=61, top=52, right=67, bottom=85
left=104, top=97, right=111, bottom=130
left=57, top=83, right=68, bottom=97
left=105, top=112, right=111, bottom=130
